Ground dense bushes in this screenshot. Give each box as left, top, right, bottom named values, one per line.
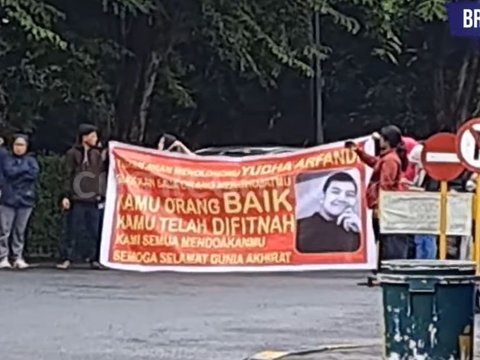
left=26, top=154, right=65, bottom=259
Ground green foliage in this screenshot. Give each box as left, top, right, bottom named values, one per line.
left=0, top=0, right=66, bottom=49
left=26, top=154, right=63, bottom=258
left=3, top=0, right=425, bottom=142
left=102, top=0, right=155, bottom=16
left=416, top=0, right=447, bottom=21
left=1, top=0, right=477, bottom=258
left=350, top=0, right=448, bottom=63
left=0, top=0, right=473, bottom=148
left=200, top=0, right=359, bottom=83
left=4, top=0, right=479, bottom=258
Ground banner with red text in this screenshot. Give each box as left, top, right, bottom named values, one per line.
left=100, top=138, right=376, bottom=272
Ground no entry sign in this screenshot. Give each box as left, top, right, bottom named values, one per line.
left=457, top=118, right=480, bottom=275
left=421, top=132, right=464, bottom=181
left=457, top=118, right=480, bottom=172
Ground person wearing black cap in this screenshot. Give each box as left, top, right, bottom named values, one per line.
left=346, top=125, right=410, bottom=263
left=0, top=134, right=39, bottom=269
left=58, top=124, right=105, bottom=270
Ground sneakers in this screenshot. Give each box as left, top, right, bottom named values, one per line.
left=0, top=258, right=30, bottom=270
left=56, top=260, right=71, bottom=270
left=90, top=261, right=103, bottom=270
left=0, top=258, right=11, bottom=269
left=56, top=260, right=103, bottom=270
left=13, top=258, right=29, bottom=270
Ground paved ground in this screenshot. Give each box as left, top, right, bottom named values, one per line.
left=17, top=267, right=480, bottom=360
left=1, top=269, right=382, bottom=360
left=13, top=267, right=478, bottom=360
left=3, top=268, right=474, bottom=360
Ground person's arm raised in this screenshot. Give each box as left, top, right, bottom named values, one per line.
left=345, top=140, right=377, bottom=168
left=354, top=147, right=378, bottom=168
left=169, top=141, right=194, bottom=155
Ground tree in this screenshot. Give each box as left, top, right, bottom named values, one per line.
left=0, top=0, right=114, bottom=146
left=322, top=0, right=480, bottom=138
left=0, top=0, right=364, bottom=145
left=363, top=0, right=480, bottom=131
left=104, top=0, right=366, bottom=142
left=1, top=0, right=474, bottom=149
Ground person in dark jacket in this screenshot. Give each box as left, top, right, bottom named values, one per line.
left=57, top=124, right=106, bottom=270
left=0, top=134, right=39, bottom=269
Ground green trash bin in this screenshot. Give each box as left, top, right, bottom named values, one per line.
left=377, top=260, right=478, bottom=360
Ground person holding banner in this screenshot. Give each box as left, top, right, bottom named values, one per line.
left=157, top=133, right=193, bottom=154
left=346, top=125, right=410, bottom=263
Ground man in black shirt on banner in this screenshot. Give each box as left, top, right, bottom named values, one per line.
left=296, top=172, right=361, bottom=253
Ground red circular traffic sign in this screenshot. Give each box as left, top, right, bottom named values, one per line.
left=421, top=132, right=464, bottom=181
left=457, top=118, right=480, bottom=172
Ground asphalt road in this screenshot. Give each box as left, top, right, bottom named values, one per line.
left=1, top=269, right=382, bottom=360
left=3, top=268, right=453, bottom=360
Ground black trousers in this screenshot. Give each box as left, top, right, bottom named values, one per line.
left=372, top=217, right=409, bottom=273
left=59, top=201, right=101, bottom=262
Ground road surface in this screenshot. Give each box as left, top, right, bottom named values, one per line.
left=0, top=269, right=474, bottom=360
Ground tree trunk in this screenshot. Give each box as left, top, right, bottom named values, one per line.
left=454, top=46, right=480, bottom=127
left=433, top=65, right=446, bottom=128
left=115, top=60, right=143, bottom=140
left=134, top=50, right=162, bottom=143
left=112, top=2, right=189, bottom=143
left=112, top=15, right=153, bottom=141
left=431, top=25, right=448, bottom=131
left=432, top=37, right=480, bottom=131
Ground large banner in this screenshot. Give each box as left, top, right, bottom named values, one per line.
left=100, top=138, right=376, bottom=272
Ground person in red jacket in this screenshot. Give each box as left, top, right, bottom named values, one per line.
left=346, top=125, right=410, bottom=263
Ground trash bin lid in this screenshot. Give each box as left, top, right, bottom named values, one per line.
left=380, top=260, right=476, bottom=276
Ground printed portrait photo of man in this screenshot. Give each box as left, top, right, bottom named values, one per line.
left=296, top=171, right=361, bottom=253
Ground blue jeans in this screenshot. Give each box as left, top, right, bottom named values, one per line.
left=414, top=235, right=437, bottom=259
